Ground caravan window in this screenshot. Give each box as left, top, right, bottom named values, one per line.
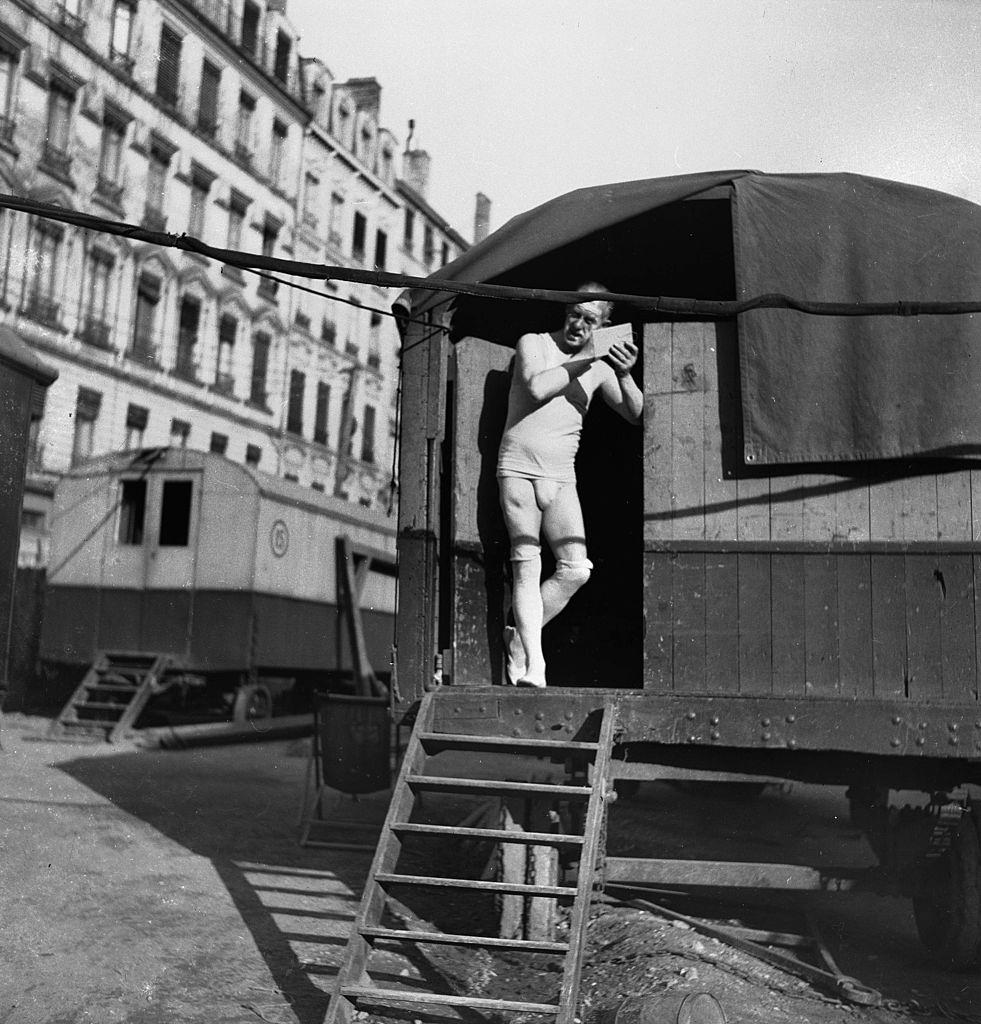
left=159, top=480, right=193, bottom=547
left=118, top=479, right=147, bottom=545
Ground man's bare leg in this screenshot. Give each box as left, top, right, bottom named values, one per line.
left=499, top=477, right=547, bottom=685
left=539, top=481, right=591, bottom=625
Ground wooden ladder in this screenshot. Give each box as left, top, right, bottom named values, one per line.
left=49, top=652, right=172, bottom=743
left=326, top=692, right=617, bottom=1023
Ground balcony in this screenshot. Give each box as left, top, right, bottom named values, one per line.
left=142, top=205, right=167, bottom=232
left=212, top=371, right=235, bottom=396
left=40, top=143, right=72, bottom=179
left=94, top=175, right=124, bottom=207
left=109, top=48, right=135, bottom=76
left=233, top=141, right=253, bottom=168
left=78, top=315, right=113, bottom=350
left=128, top=336, right=160, bottom=368
left=57, top=3, right=86, bottom=36
left=196, top=117, right=218, bottom=140
left=294, top=311, right=311, bottom=332
left=21, top=293, right=61, bottom=329
left=257, top=278, right=278, bottom=302
left=0, top=115, right=15, bottom=148
left=173, top=346, right=199, bottom=382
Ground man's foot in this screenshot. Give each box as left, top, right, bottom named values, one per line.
left=504, top=626, right=527, bottom=685
left=516, top=676, right=546, bottom=688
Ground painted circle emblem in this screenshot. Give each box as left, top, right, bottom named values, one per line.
left=270, top=520, right=289, bottom=557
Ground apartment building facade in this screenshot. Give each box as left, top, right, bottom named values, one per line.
left=0, top=0, right=472, bottom=565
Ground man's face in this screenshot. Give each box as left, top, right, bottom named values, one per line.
left=562, top=300, right=608, bottom=349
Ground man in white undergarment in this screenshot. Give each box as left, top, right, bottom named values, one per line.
left=496, top=283, right=644, bottom=686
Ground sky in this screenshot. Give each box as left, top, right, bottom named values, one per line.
left=287, top=0, right=980, bottom=241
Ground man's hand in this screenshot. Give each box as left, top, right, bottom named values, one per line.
left=606, top=338, right=638, bottom=378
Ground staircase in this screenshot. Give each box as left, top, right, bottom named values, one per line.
left=326, top=692, right=618, bottom=1023
left=49, top=652, right=173, bottom=743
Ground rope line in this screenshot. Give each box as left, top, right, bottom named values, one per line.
left=4, top=191, right=981, bottom=319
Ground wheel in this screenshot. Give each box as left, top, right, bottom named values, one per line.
left=912, top=802, right=981, bottom=970
left=232, top=683, right=273, bottom=723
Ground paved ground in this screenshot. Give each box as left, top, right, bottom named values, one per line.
left=2, top=712, right=980, bottom=1024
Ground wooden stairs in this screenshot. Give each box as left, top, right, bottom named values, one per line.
left=325, top=692, right=618, bottom=1023
left=49, top=652, right=173, bottom=743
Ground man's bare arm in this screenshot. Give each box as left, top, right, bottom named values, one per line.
left=516, top=333, right=594, bottom=402
left=599, top=339, right=644, bottom=423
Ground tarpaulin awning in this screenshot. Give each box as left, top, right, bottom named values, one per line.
left=405, top=170, right=981, bottom=465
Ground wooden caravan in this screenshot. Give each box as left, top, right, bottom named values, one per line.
left=40, top=448, right=396, bottom=725
left=330, top=172, right=981, bottom=1019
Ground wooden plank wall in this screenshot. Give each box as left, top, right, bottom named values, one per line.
left=644, top=321, right=981, bottom=705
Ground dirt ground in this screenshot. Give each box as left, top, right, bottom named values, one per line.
left=1, top=712, right=979, bottom=1024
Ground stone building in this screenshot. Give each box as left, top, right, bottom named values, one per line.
left=0, top=0, right=474, bottom=566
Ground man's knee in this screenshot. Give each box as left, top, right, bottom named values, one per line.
left=510, top=546, right=542, bottom=584
left=554, top=557, right=593, bottom=587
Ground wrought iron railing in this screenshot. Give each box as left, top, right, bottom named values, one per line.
left=79, top=315, right=113, bottom=350
left=21, top=293, right=61, bottom=328
left=213, top=371, right=235, bottom=396
left=257, top=278, right=278, bottom=301
left=128, top=335, right=159, bottom=367
left=109, top=48, right=135, bottom=76
left=41, top=143, right=71, bottom=177
left=95, top=175, right=124, bottom=206
left=142, top=205, right=167, bottom=232
left=57, top=3, right=86, bottom=35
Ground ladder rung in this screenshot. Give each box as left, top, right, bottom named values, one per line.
left=85, top=683, right=139, bottom=692
left=418, top=732, right=599, bottom=753
left=63, top=719, right=114, bottom=728
left=375, top=872, right=577, bottom=897
left=74, top=702, right=127, bottom=712
left=360, top=926, right=568, bottom=953
left=391, top=822, right=585, bottom=846
left=341, top=984, right=559, bottom=1014
left=405, top=775, right=592, bottom=798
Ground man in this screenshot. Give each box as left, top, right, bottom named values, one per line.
left=497, top=283, right=644, bottom=686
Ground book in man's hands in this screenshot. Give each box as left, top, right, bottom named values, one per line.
left=582, top=322, right=633, bottom=360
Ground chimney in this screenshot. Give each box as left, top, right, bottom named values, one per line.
left=473, top=192, right=491, bottom=243
left=341, top=77, right=382, bottom=118
left=403, top=149, right=431, bottom=198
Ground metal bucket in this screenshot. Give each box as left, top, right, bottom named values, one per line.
left=614, top=991, right=727, bottom=1024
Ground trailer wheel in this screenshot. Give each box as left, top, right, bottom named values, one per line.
left=912, top=803, right=981, bottom=970
left=232, top=683, right=273, bottom=723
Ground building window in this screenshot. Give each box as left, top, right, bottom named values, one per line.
left=188, top=163, right=213, bottom=237
left=144, top=137, right=172, bottom=230
left=131, top=270, right=160, bottom=364
left=314, top=382, right=330, bottom=445
left=328, top=192, right=344, bottom=248
left=175, top=295, right=200, bottom=380
left=245, top=443, right=261, bottom=468
left=209, top=432, right=228, bottom=455
left=379, top=146, right=393, bottom=183
left=72, top=387, right=102, bottom=466
left=227, top=190, right=248, bottom=251
left=335, top=103, right=350, bottom=145
left=360, top=404, right=376, bottom=465
left=257, top=217, right=279, bottom=300
left=273, top=30, right=290, bottom=84
left=23, top=221, right=61, bottom=325
left=170, top=418, right=191, bottom=448
left=118, top=478, right=146, bottom=544
left=320, top=318, right=336, bottom=346
left=302, top=172, right=319, bottom=227
left=441, top=241, right=450, bottom=267
left=110, top=1, right=135, bottom=71
left=374, top=229, right=387, bottom=271
left=367, top=313, right=382, bottom=369
left=269, top=119, right=287, bottom=186
left=44, top=83, right=74, bottom=173
left=155, top=24, right=182, bottom=108
left=26, top=385, right=45, bottom=470
left=249, top=332, right=270, bottom=406
left=159, top=479, right=192, bottom=546
left=352, top=211, right=366, bottom=262
left=0, top=48, right=19, bottom=143
left=286, top=369, right=305, bottom=436
left=403, top=209, right=414, bottom=250
left=96, top=115, right=125, bottom=203
left=197, top=60, right=220, bottom=136
left=423, top=224, right=435, bottom=268
left=215, top=313, right=236, bottom=393
left=235, top=91, right=255, bottom=164
left=124, top=403, right=148, bottom=450
left=240, top=0, right=259, bottom=56
left=81, top=248, right=113, bottom=348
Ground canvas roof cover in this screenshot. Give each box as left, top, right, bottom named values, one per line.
left=404, top=170, right=981, bottom=465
